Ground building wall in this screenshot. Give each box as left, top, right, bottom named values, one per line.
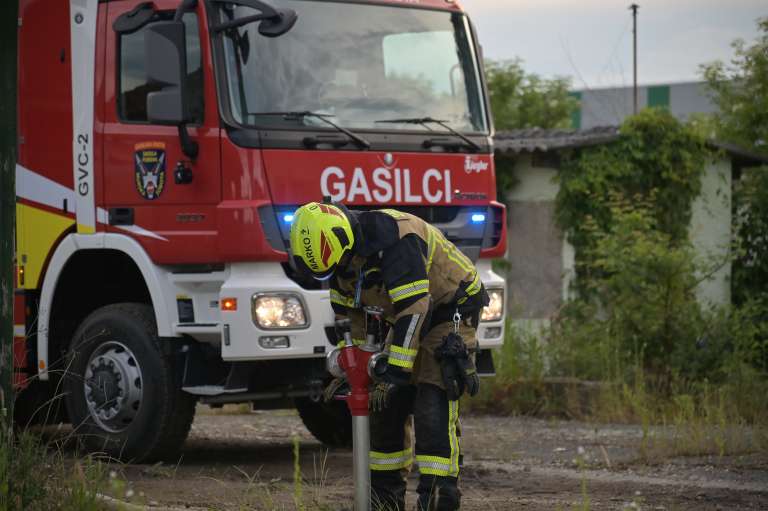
left=502, top=153, right=733, bottom=328
left=573, top=81, right=717, bottom=129
left=690, top=157, right=732, bottom=306
left=504, top=154, right=574, bottom=330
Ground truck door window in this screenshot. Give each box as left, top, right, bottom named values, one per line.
left=118, top=12, right=203, bottom=123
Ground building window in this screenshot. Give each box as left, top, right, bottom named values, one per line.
left=569, top=91, right=582, bottom=129
left=647, top=85, right=670, bottom=110
left=118, top=12, right=203, bottom=123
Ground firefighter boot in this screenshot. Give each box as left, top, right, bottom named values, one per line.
left=416, top=475, right=460, bottom=511
left=371, top=470, right=406, bottom=511
left=416, top=474, right=438, bottom=511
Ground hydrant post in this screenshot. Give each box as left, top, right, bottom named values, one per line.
left=352, top=414, right=371, bottom=511
left=334, top=318, right=375, bottom=511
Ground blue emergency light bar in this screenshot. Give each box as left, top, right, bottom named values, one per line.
left=471, top=213, right=486, bottom=223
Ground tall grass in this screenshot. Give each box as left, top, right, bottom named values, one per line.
left=0, top=424, right=109, bottom=511
left=466, top=316, right=768, bottom=458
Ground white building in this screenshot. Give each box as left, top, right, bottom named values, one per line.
left=571, top=81, right=717, bottom=129
left=493, top=128, right=767, bottom=330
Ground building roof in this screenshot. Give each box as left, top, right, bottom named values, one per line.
left=494, top=127, right=768, bottom=168
left=494, top=126, right=620, bottom=154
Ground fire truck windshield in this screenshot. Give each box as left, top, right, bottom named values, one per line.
left=217, top=1, right=488, bottom=134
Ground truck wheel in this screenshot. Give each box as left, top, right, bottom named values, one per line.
left=295, top=397, right=352, bottom=448
left=63, top=303, right=196, bottom=462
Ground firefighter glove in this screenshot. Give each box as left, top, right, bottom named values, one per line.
left=434, top=331, right=480, bottom=401
left=323, top=377, right=349, bottom=403
left=369, top=382, right=395, bottom=412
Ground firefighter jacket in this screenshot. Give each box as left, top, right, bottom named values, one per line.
left=330, top=209, right=488, bottom=373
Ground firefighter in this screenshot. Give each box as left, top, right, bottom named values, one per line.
left=289, top=202, right=487, bottom=511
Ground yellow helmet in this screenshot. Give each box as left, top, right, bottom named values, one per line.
left=289, top=202, right=354, bottom=280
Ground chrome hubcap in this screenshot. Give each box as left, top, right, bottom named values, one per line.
left=83, top=341, right=143, bottom=433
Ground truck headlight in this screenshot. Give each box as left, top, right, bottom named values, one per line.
left=252, top=294, right=308, bottom=329
left=481, top=289, right=504, bottom=322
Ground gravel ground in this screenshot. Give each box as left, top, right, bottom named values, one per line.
left=97, top=406, right=768, bottom=510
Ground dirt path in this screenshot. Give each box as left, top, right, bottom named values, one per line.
left=99, top=408, right=767, bottom=510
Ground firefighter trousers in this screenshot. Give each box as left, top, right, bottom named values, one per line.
left=370, top=383, right=461, bottom=511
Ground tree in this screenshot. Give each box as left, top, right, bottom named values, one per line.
left=701, top=18, right=768, bottom=305
left=485, top=59, right=577, bottom=131
left=701, top=17, right=768, bottom=154
left=1, top=1, right=18, bottom=431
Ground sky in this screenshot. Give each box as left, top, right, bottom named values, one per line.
left=465, top=0, right=765, bottom=89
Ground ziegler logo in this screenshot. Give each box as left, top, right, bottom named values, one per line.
left=465, top=156, right=489, bottom=174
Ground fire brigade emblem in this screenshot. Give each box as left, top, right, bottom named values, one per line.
left=134, top=142, right=167, bottom=200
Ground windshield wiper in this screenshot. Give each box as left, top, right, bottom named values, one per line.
left=375, top=117, right=481, bottom=152
left=252, top=111, right=371, bottom=150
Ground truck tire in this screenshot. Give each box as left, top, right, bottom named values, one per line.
left=63, top=303, right=196, bottom=462
left=295, top=397, right=352, bottom=448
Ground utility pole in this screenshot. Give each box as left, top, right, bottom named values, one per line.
left=630, top=3, right=639, bottom=114
left=1, top=0, right=19, bottom=429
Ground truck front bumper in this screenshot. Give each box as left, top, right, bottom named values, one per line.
left=219, top=261, right=506, bottom=361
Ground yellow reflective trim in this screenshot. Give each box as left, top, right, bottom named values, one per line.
left=392, top=288, right=429, bottom=303
left=379, top=209, right=405, bottom=219
left=389, top=280, right=429, bottom=303
left=416, top=455, right=451, bottom=464
left=16, top=203, right=75, bottom=289
left=388, top=356, right=414, bottom=369
left=416, top=455, right=452, bottom=476
left=389, top=279, right=429, bottom=296
left=370, top=448, right=413, bottom=471
left=433, top=234, right=474, bottom=273
left=466, top=273, right=481, bottom=296
left=448, top=400, right=460, bottom=476
left=427, top=227, right=438, bottom=273
left=330, top=289, right=355, bottom=308
left=390, top=345, right=417, bottom=357
left=458, top=274, right=482, bottom=305
left=370, top=448, right=412, bottom=460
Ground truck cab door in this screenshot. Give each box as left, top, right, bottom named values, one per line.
left=102, top=0, right=221, bottom=264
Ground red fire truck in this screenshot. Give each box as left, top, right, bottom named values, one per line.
left=13, top=0, right=507, bottom=461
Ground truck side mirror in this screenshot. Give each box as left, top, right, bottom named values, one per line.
left=145, top=20, right=190, bottom=125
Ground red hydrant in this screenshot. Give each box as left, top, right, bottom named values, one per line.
left=327, top=309, right=386, bottom=511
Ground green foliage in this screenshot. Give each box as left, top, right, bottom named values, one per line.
left=494, top=155, right=519, bottom=202
left=485, top=59, right=577, bottom=131
left=733, top=168, right=768, bottom=304
left=701, top=17, right=768, bottom=337
left=556, top=108, right=708, bottom=289
left=549, top=200, right=703, bottom=381
left=701, top=17, right=768, bottom=153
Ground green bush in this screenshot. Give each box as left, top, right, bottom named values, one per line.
left=556, top=109, right=708, bottom=292
left=549, top=198, right=703, bottom=382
